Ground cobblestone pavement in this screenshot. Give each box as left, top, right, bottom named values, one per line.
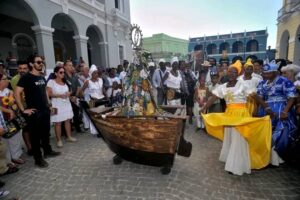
left=1, top=123, right=300, bottom=200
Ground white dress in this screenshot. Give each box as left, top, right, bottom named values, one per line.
left=165, top=71, right=182, bottom=105
left=88, top=78, right=105, bottom=100
left=0, top=88, right=23, bottom=161
left=212, top=81, right=252, bottom=175
left=86, top=78, right=105, bottom=135
left=47, top=79, right=74, bottom=123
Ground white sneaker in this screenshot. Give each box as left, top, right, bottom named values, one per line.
left=0, top=190, right=9, bottom=198
left=57, top=140, right=63, bottom=148
left=67, top=137, right=77, bottom=142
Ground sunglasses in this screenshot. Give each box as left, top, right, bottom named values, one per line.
left=1, top=78, right=8, bottom=80
left=58, top=71, right=65, bottom=74
left=35, top=61, right=44, bottom=65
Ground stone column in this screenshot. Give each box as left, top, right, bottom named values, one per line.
left=31, top=25, right=55, bottom=70
left=99, top=41, right=108, bottom=67
left=73, top=35, right=89, bottom=66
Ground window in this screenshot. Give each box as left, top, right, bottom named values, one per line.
left=119, top=45, right=124, bottom=64
left=115, top=0, right=125, bottom=12
left=115, top=0, right=119, bottom=9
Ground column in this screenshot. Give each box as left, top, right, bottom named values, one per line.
left=99, top=41, right=108, bottom=67
left=73, top=35, right=89, bottom=66
left=31, top=25, right=55, bottom=70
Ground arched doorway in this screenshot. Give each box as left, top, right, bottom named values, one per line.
left=53, top=41, right=66, bottom=62
left=86, top=25, right=106, bottom=67
left=232, top=41, right=244, bottom=53
left=206, top=44, right=217, bottom=55
left=246, top=40, right=259, bottom=52
left=12, top=33, right=36, bottom=61
left=293, top=26, right=300, bottom=65
left=279, top=30, right=290, bottom=60
left=219, top=42, right=230, bottom=54
left=51, top=13, right=78, bottom=62
left=0, top=0, right=38, bottom=62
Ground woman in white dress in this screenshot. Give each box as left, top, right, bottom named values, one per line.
left=81, top=65, right=106, bottom=135
left=201, top=64, right=272, bottom=175
left=163, top=57, right=183, bottom=105
left=47, top=66, right=77, bottom=147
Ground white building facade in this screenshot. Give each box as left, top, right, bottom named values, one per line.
left=0, top=0, right=132, bottom=69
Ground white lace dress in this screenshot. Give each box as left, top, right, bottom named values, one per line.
left=47, top=79, right=74, bottom=123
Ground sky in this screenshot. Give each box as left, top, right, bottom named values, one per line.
left=130, top=0, right=282, bottom=49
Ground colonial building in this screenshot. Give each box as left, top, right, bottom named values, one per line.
left=0, top=0, right=132, bottom=70
left=143, top=33, right=188, bottom=62
left=276, top=0, right=300, bottom=65
left=189, top=30, right=269, bottom=63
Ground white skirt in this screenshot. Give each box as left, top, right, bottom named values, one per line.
left=51, top=99, right=74, bottom=123
left=219, top=127, right=251, bottom=175
left=270, top=147, right=284, bottom=166
left=82, top=110, right=98, bottom=135
left=3, top=130, right=23, bottom=161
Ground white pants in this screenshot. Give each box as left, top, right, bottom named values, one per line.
left=3, top=130, right=23, bottom=161
left=193, top=103, right=205, bottom=128
left=83, top=110, right=98, bottom=135
left=219, top=127, right=251, bottom=175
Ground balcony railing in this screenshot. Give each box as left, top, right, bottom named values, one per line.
left=278, top=1, right=300, bottom=20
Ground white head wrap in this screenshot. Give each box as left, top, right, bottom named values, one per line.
left=89, top=64, right=98, bottom=76
left=158, top=59, right=166, bottom=64
left=170, top=57, right=179, bottom=66
left=148, top=62, right=155, bottom=67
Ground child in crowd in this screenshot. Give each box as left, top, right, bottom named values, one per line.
left=193, top=73, right=207, bottom=131
left=207, top=69, right=222, bottom=113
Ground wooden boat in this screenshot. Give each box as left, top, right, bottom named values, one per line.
left=86, top=104, right=192, bottom=174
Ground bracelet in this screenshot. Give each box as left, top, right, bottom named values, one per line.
left=282, top=111, right=288, bottom=114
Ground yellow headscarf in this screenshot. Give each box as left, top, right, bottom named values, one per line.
left=244, top=58, right=253, bottom=68
left=229, top=60, right=242, bottom=74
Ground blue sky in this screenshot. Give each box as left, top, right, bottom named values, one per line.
left=130, top=0, right=282, bottom=48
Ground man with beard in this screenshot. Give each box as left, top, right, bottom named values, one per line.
left=15, top=55, right=61, bottom=168
left=10, top=61, right=32, bottom=155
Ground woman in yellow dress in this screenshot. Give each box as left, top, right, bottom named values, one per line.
left=201, top=62, right=272, bottom=175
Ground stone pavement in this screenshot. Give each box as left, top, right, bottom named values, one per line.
left=1, top=123, right=300, bottom=200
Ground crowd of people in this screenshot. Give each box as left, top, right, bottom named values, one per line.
left=0, top=53, right=299, bottom=197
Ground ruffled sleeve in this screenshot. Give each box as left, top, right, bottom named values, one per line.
left=212, top=83, right=224, bottom=99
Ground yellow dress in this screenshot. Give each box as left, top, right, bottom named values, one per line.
left=202, top=81, right=271, bottom=170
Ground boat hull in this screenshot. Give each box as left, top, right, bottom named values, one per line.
left=83, top=102, right=192, bottom=170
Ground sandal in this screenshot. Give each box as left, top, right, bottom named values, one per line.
left=0, top=190, right=9, bottom=198
left=1, top=166, right=19, bottom=176
left=12, top=158, right=25, bottom=165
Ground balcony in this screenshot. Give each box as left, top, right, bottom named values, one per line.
left=278, top=1, right=300, bottom=22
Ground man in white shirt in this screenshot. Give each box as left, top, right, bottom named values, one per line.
left=152, top=59, right=167, bottom=105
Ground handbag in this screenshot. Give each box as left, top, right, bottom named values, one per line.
left=2, top=114, right=27, bottom=139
